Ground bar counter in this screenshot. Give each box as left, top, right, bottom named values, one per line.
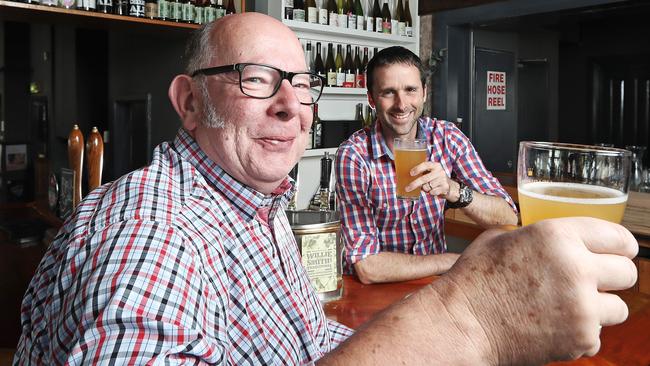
left=325, top=275, right=650, bottom=366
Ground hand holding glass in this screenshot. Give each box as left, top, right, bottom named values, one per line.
left=394, top=138, right=428, bottom=200
left=517, top=142, right=631, bottom=225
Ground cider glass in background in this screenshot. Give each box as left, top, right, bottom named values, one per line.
left=517, top=141, right=631, bottom=225
left=394, top=138, right=428, bottom=200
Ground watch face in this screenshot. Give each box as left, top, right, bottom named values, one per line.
left=48, top=172, right=59, bottom=211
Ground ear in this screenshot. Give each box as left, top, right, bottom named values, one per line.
left=168, top=75, right=201, bottom=132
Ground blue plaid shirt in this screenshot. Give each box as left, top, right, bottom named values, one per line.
left=336, top=117, right=516, bottom=272
left=16, top=128, right=352, bottom=365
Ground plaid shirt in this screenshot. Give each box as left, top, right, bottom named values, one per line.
left=336, top=117, right=516, bottom=272
left=16, top=128, right=352, bottom=365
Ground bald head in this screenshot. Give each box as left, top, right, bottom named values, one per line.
left=184, top=13, right=304, bottom=74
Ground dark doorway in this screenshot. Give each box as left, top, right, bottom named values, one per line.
left=518, top=59, right=550, bottom=143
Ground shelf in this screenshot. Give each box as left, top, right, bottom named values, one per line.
left=283, top=19, right=417, bottom=45
left=302, top=147, right=337, bottom=158
left=0, top=0, right=200, bottom=36
left=322, top=87, right=367, bottom=95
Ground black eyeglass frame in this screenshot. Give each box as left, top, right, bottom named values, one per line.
left=190, top=63, right=326, bottom=105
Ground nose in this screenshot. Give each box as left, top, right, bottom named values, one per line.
left=268, top=79, right=302, bottom=121
left=394, top=91, right=408, bottom=111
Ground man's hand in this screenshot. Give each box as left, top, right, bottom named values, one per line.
left=405, top=161, right=458, bottom=201
left=436, top=217, right=638, bottom=365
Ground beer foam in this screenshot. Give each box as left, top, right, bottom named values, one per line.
left=518, top=181, right=628, bottom=205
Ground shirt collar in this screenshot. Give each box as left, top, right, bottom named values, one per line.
left=369, top=117, right=428, bottom=161
left=173, top=128, right=295, bottom=223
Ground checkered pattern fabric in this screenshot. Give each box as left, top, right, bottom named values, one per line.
left=16, top=128, right=352, bottom=365
left=336, top=117, right=516, bottom=272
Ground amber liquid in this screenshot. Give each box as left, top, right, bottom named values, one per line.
left=395, top=148, right=427, bottom=199
left=518, top=182, right=628, bottom=225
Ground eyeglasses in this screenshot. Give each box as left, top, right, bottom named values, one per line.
left=191, top=63, right=325, bottom=105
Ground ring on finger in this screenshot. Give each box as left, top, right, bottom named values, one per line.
left=425, top=182, right=432, bottom=192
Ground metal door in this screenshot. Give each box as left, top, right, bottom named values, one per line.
left=473, top=47, right=517, bottom=173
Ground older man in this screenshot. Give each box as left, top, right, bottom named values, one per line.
left=16, top=13, right=637, bottom=365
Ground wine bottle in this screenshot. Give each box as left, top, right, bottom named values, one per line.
left=203, top=0, right=214, bottom=21
left=361, top=46, right=369, bottom=87
left=335, top=44, right=345, bottom=87
left=344, top=44, right=354, bottom=88
left=314, top=42, right=326, bottom=79
left=396, top=0, right=405, bottom=36
left=327, top=0, right=338, bottom=26
left=318, top=0, right=328, bottom=24
left=337, top=0, right=347, bottom=28
left=354, top=46, right=364, bottom=88
left=293, top=0, right=305, bottom=21
left=355, top=103, right=364, bottom=123
left=325, top=43, right=337, bottom=87
left=77, top=0, right=96, bottom=11
left=364, top=105, right=374, bottom=128
left=305, top=0, right=318, bottom=23
left=404, top=0, right=413, bottom=37
left=180, top=0, right=194, bottom=22
left=381, top=0, right=391, bottom=34
left=313, top=104, right=322, bottom=148
left=346, top=0, right=356, bottom=30
left=318, top=152, right=333, bottom=211
left=285, top=0, right=294, bottom=19
left=354, top=0, right=364, bottom=30
left=170, top=0, right=181, bottom=20
left=365, top=0, right=374, bottom=31
left=305, top=41, right=313, bottom=71
left=372, top=0, right=382, bottom=33
left=225, top=0, right=235, bottom=14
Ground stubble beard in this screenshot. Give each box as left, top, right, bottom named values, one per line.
left=199, top=78, right=226, bottom=129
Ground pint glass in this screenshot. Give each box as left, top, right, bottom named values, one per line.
left=517, top=142, right=631, bottom=225
left=394, top=138, right=428, bottom=199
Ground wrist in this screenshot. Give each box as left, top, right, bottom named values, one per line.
left=446, top=180, right=461, bottom=202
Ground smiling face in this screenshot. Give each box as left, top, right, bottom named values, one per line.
left=179, top=14, right=312, bottom=194
left=368, top=62, right=426, bottom=151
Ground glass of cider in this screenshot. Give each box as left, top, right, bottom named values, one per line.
left=394, top=137, right=428, bottom=200
left=517, top=141, right=632, bottom=225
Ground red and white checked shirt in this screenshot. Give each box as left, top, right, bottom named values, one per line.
left=16, top=128, right=352, bottom=365
left=336, top=117, right=516, bottom=272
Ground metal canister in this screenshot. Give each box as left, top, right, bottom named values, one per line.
left=286, top=210, right=343, bottom=303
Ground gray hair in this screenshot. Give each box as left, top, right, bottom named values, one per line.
left=184, top=21, right=217, bottom=75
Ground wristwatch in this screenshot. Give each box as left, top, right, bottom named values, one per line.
left=446, top=181, right=473, bottom=209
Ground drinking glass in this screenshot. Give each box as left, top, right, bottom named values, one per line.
left=394, top=138, right=428, bottom=200
left=517, top=141, right=631, bottom=225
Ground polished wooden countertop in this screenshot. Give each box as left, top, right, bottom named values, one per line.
left=325, top=276, right=650, bottom=366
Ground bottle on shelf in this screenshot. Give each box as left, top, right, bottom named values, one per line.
left=364, top=104, right=374, bottom=128
left=318, top=152, right=333, bottom=211
left=293, top=0, right=305, bottom=21
left=396, top=0, right=405, bottom=36
left=346, top=0, right=356, bottom=30
left=96, top=0, right=112, bottom=13
left=327, top=0, right=338, bottom=26
left=130, top=0, right=146, bottom=17
left=404, top=0, right=413, bottom=37
left=180, top=0, right=194, bottom=22
left=390, top=0, right=398, bottom=35
left=362, top=46, right=369, bottom=87
left=365, top=0, right=374, bottom=31
left=314, top=42, right=326, bottom=79
left=25, top=0, right=41, bottom=5
left=344, top=44, right=355, bottom=87
left=59, top=0, right=76, bottom=10
left=355, top=103, right=364, bottom=124
left=145, top=0, right=158, bottom=19
left=169, top=0, right=181, bottom=20
left=225, top=0, right=235, bottom=14
left=337, top=0, right=347, bottom=28
left=381, top=0, right=391, bottom=34
left=203, top=0, right=214, bottom=21
left=214, top=0, right=226, bottom=18
left=284, top=0, right=294, bottom=19
left=305, top=41, right=313, bottom=71
left=287, top=163, right=299, bottom=210
left=77, top=0, right=96, bottom=11
left=372, top=0, right=382, bottom=33
left=354, top=46, right=364, bottom=88
left=313, top=103, right=323, bottom=148
left=305, top=0, right=318, bottom=23
left=325, top=43, right=337, bottom=87
left=318, top=0, right=328, bottom=24
left=354, top=0, right=364, bottom=30
left=335, top=44, right=345, bottom=87
left=114, top=0, right=128, bottom=15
